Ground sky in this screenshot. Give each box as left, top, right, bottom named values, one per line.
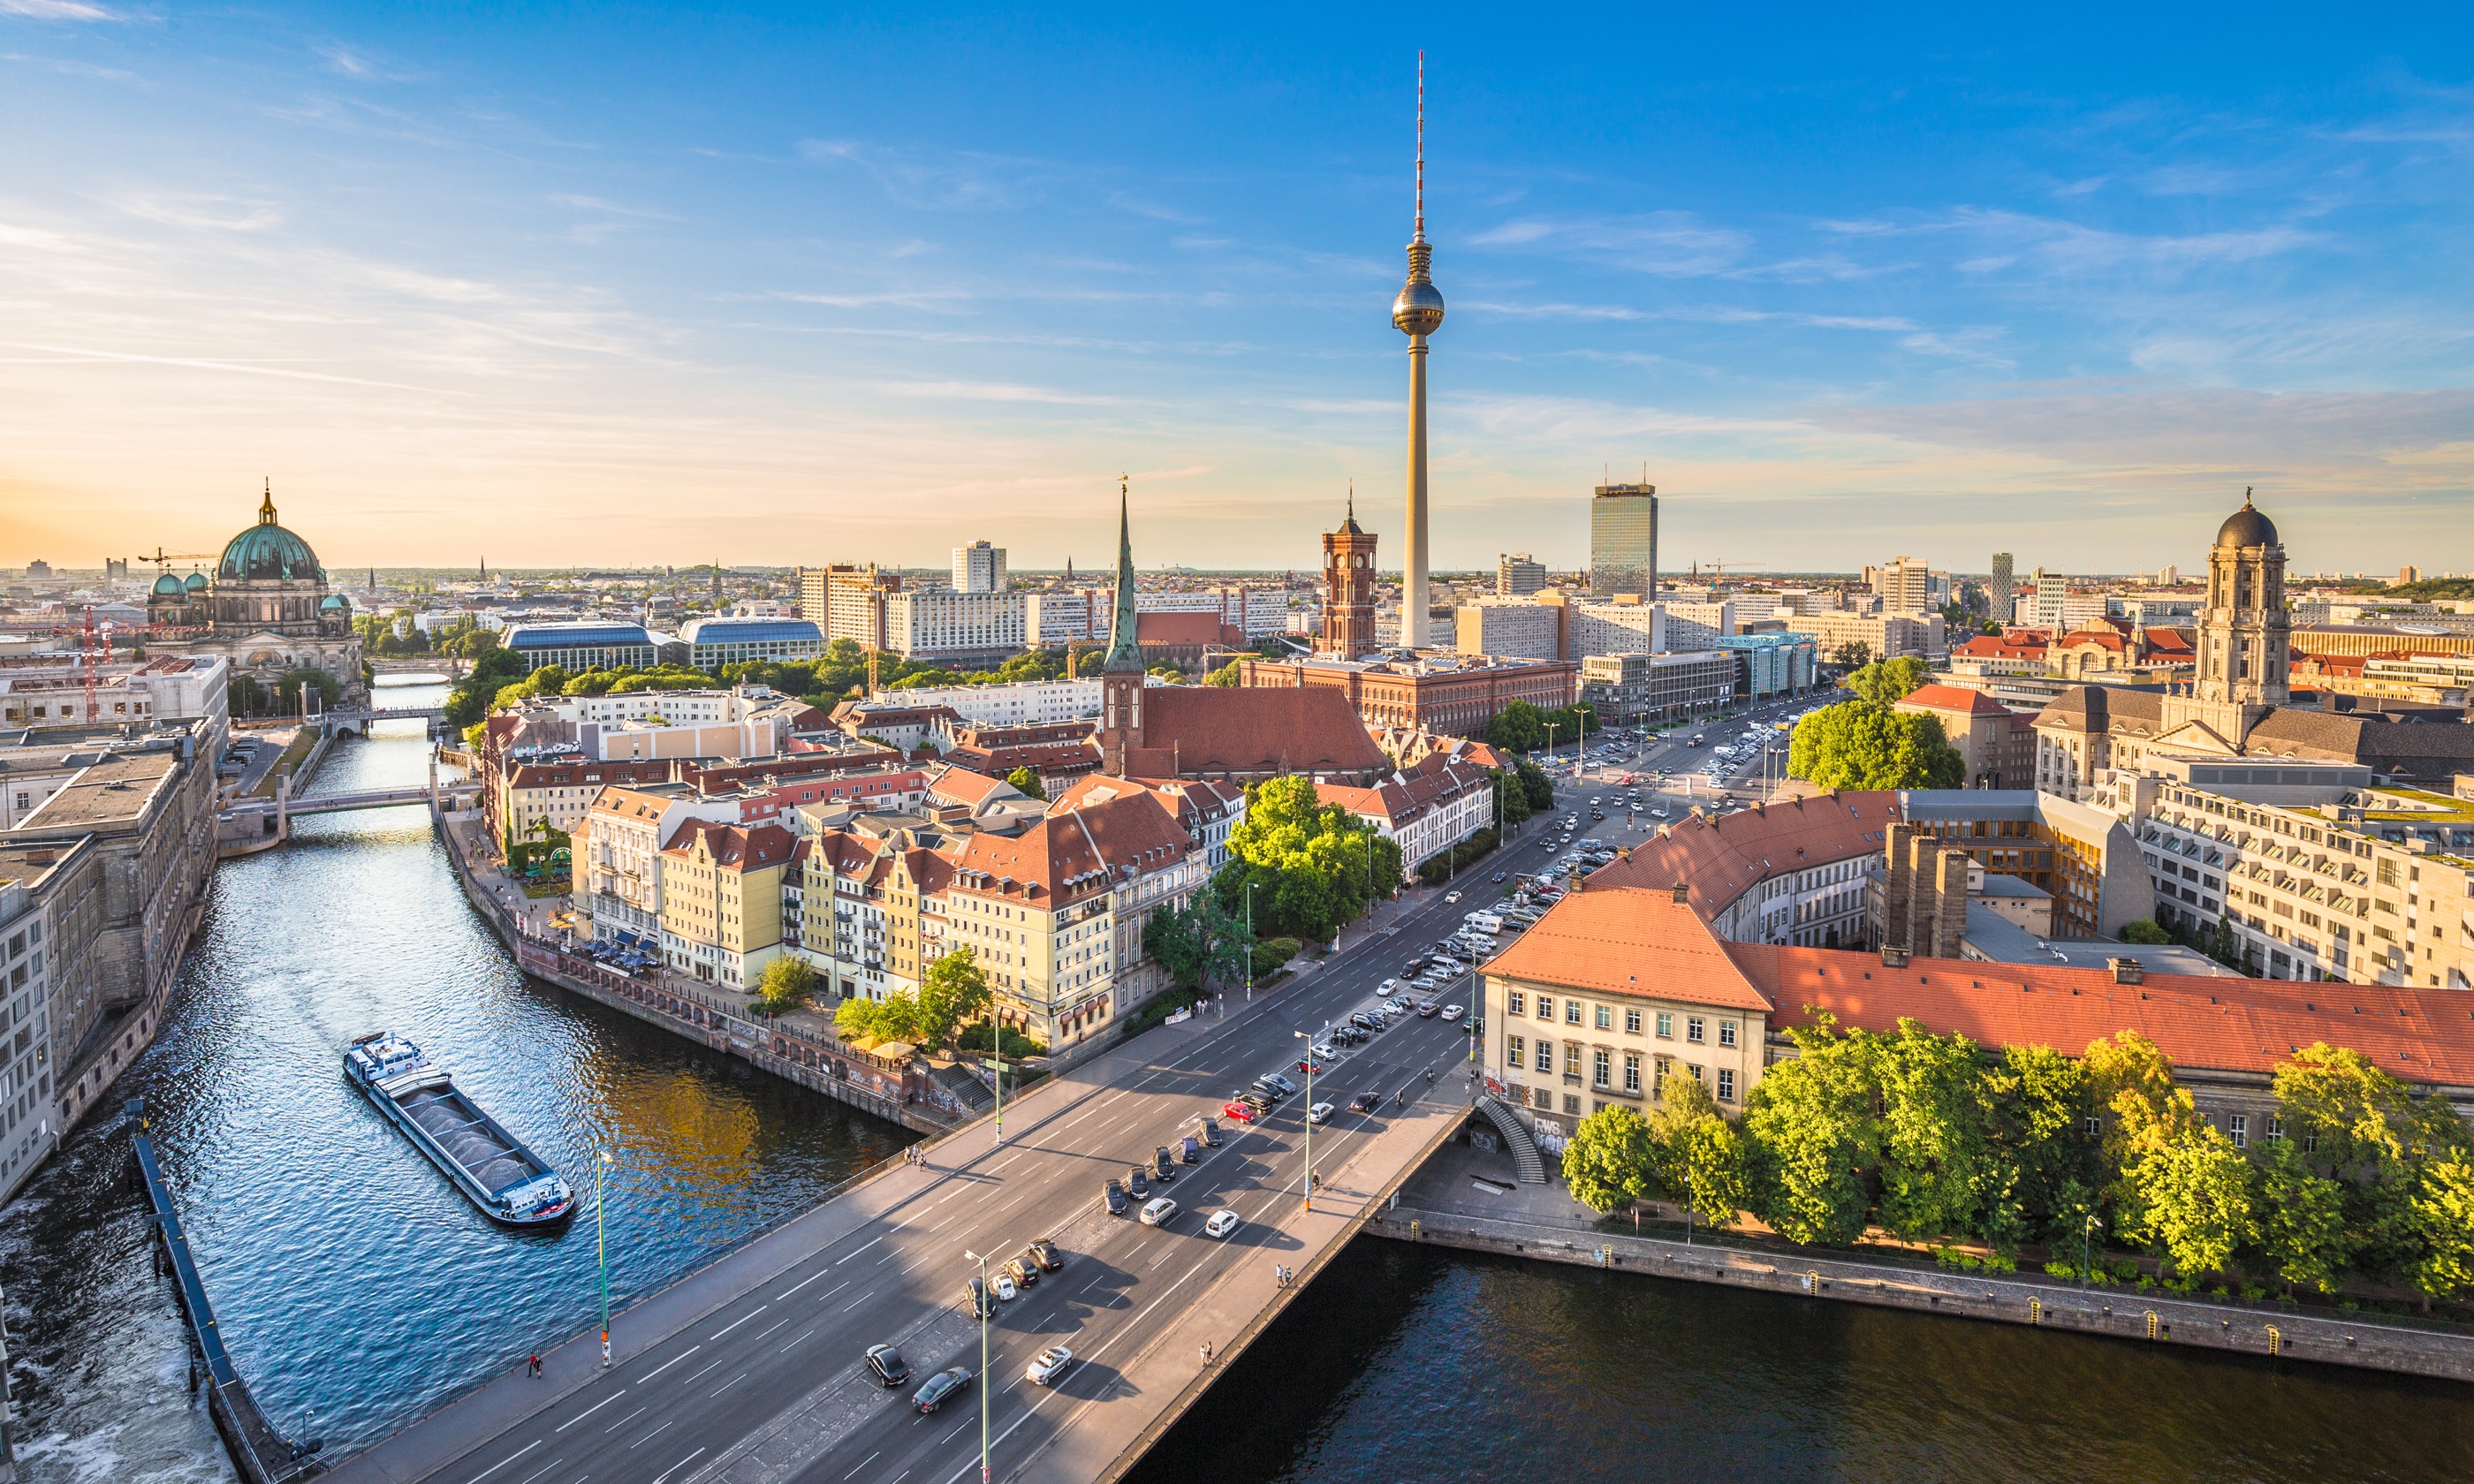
left=2, top=4, right=2470, bottom=579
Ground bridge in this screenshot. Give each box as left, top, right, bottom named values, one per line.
left=312, top=705, right=450, bottom=738
left=316, top=823, right=1568, bottom=1484
left=218, top=765, right=482, bottom=855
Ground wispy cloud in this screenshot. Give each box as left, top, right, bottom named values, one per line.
left=0, top=0, right=124, bottom=20
left=6, top=342, right=455, bottom=394
left=877, top=379, right=1120, bottom=405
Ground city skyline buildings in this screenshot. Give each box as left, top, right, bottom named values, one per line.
left=3, top=11, right=2470, bottom=576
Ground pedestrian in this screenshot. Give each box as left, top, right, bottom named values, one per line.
left=1200, top=1340, right=1213, bottom=1364
left=527, top=1352, right=542, bottom=1378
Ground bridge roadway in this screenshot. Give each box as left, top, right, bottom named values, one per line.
left=323, top=824, right=1568, bottom=1484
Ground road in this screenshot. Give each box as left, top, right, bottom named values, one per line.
left=410, top=805, right=1582, bottom=1484
left=1524, top=693, right=1822, bottom=850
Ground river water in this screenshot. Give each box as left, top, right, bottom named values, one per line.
left=9, top=681, right=2474, bottom=1484
left=0, top=680, right=914, bottom=1481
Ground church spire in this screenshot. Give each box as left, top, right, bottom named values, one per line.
left=1104, top=473, right=1142, bottom=672
left=259, top=478, right=277, bottom=526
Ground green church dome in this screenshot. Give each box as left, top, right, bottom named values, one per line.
left=218, top=485, right=324, bottom=583
left=152, top=572, right=187, bottom=596
left=184, top=571, right=209, bottom=593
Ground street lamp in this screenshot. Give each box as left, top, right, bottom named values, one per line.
left=985, top=1000, right=1004, bottom=1147
left=2082, top=1214, right=2103, bottom=1293
left=1244, top=882, right=1259, bottom=1003
left=961, top=1249, right=991, bottom=1483
left=595, top=1147, right=616, bottom=1367
left=1293, top=1028, right=1318, bottom=1211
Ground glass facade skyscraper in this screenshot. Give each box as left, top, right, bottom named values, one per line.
left=1590, top=484, right=1658, bottom=598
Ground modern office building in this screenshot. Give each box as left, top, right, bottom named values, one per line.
left=801, top=564, right=903, bottom=650
left=952, top=541, right=1007, bottom=594
left=1578, top=650, right=1735, bottom=723
left=1589, top=484, right=1658, bottom=597
left=501, top=621, right=662, bottom=674
left=1990, top=552, right=2015, bottom=625
left=1712, top=632, right=1818, bottom=700
left=678, top=616, right=825, bottom=670
left=1497, top=553, right=1548, bottom=596
left=1455, top=598, right=1566, bottom=662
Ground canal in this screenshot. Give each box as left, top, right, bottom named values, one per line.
left=0, top=680, right=914, bottom=1480
left=8, top=680, right=2474, bottom=1483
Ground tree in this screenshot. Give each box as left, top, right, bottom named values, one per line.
left=835, top=990, right=922, bottom=1046
left=1485, top=700, right=1546, bottom=753
left=2250, top=1137, right=2354, bottom=1293
left=1981, top=1044, right=2100, bottom=1252
left=1218, top=776, right=1393, bottom=938
left=1203, top=661, right=1243, bottom=687
left=1840, top=656, right=1932, bottom=705
left=1004, top=766, right=1047, bottom=800
left=2117, top=919, right=2172, bottom=945
left=755, top=956, right=820, bottom=1015
left=2410, top=1152, right=2474, bottom=1304
left=2123, top=1124, right=2254, bottom=1280
left=1144, top=893, right=1250, bottom=992
left=1563, top=1105, right=1655, bottom=1215
left=1786, top=700, right=1964, bottom=790
left=2273, top=1043, right=2468, bottom=1282
left=1744, top=1018, right=1880, bottom=1246
left=916, top=949, right=994, bottom=1049
left=1649, top=1073, right=1751, bottom=1230
left=1830, top=640, right=1874, bottom=670
left=1512, top=755, right=1557, bottom=813
left=1871, top=1020, right=1993, bottom=1242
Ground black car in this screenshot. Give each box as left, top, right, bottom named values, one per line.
left=963, top=1277, right=994, bottom=1321
left=1349, top=1092, right=1380, bottom=1114
left=1026, top=1238, right=1063, bottom=1271
left=1152, top=1146, right=1177, bottom=1180
left=1195, top=1117, right=1222, bottom=1147
left=914, top=1366, right=971, bottom=1413
left=1103, top=1178, right=1129, bottom=1215
left=865, top=1343, right=910, bottom=1388
left=1180, top=1135, right=1203, bottom=1164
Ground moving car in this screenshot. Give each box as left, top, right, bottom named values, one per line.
left=1441, top=1003, right=1465, bottom=1021
left=865, top=1343, right=911, bottom=1388
left=1349, top=1092, right=1381, bottom=1114
left=1103, top=1178, right=1129, bottom=1215
left=1444, top=890, right=1461, bottom=903
left=914, top=1366, right=971, bottom=1413
left=1203, top=1210, right=1241, bottom=1239
left=1026, top=1238, right=1063, bottom=1271
left=1308, top=1102, right=1335, bottom=1124
left=1139, top=1196, right=1179, bottom=1227
left=1416, top=1001, right=1440, bottom=1018
left=1221, top=1100, right=1258, bottom=1123
left=1026, top=1345, right=1074, bottom=1387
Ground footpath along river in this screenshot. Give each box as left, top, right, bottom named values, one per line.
left=4, top=679, right=2473, bottom=1483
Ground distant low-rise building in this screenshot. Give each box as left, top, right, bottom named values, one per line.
left=677, top=616, right=824, bottom=669
left=1578, top=650, right=1734, bottom=724
left=1239, top=654, right=1576, bottom=742
left=502, top=621, right=661, bottom=674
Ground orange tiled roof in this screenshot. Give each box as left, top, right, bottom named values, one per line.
left=1482, top=887, right=1773, bottom=1011
left=1899, top=684, right=2011, bottom=717
left=1590, top=791, right=1902, bottom=919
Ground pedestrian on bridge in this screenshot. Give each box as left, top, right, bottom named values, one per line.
left=527, top=1352, right=543, bottom=1378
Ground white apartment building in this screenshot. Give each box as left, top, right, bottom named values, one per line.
left=1878, top=556, right=1935, bottom=615
left=0, top=880, right=55, bottom=1206
left=1315, top=754, right=1496, bottom=882
left=886, top=589, right=1028, bottom=659
left=876, top=678, right=1103, bottom=726
left=1455, top=599, right=1565, bottom=661
left=952, top=541, right=1007, bottom=594
left=1655, top=600, right=1737, bottom=640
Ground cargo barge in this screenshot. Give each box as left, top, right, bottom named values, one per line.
left=345, top=1032, right=575, bottom=1228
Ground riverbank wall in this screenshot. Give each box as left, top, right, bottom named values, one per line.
left=1369, top=1201, right=2474, bottom=1385
left=433, top=812, right=967, bottom=1135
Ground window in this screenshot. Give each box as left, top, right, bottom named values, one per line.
left=1563, top=1094, right=1582, bottom=1115
left=1535, top=1041, right=1552, bottom=1075
left=1623, top=1054, right=1641, bottom=1094
left=1688, top=1063, right=1704, bottom=1084
left=1686, top=1017, right=1705, bottom=1044
left=2265, top=1116, right=2285, bottom=1144
left=1594, top=1003, right=1612, bottom=1031
left=1506, top=991, right=1524, bottom=1017
left=1533, top=1086, right=1554, bottom=1109
left=1718, top=1020, right=1737, bottom=1049
left=2227, top=1113, right=2248, bottom=1149
left=1655, top=1012, right=1673, bottom=1040
left=1624, top=1008, right=1642, bottom=1035
left=1593, top=1049, right=1611, bottom=1087
left=1717, top=1068, right=1735, bottom=1102
left=1565, top=1000, right=1582, bottom=1026
left=2303, top=1130, right=2318, bottom=1154
left=1537, top=996, right=1553, bottom=1021
left=1506, top=1035, right=1524, bottom=1069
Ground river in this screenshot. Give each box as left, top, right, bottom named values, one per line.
left=9, top=681, right=2474, bottom=1484
left=0, top=679, right=914, bottom=1481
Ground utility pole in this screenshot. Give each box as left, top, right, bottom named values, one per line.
left=963, top=1250, right=991, bottom=1483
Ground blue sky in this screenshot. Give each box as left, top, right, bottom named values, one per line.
left=2, top=4, right=2470, bottom=577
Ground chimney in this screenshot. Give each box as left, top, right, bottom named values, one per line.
left=1932, top=846, right=1969, bottom=959
left=2109, top=957, right=2144, bottom=986
left=1568, top=864, right=1587, bottom=893
left=1670, top=881, right=1689, bottom=905
left=1906, top=829, right=1939, bottom=952
left=1881, top=945, right=1910, bottom=968
left=1883, top=822, right=1915, bottom=950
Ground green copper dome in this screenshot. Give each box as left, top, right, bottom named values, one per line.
left=152, top=572, right=187, bottom=596
left=184, top=570, right=209, bottom=593
left=320, top=593, right=347, bottom=610
left=218, top=486, right=324, bottom=583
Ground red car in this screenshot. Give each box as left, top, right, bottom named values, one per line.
left=1220, top=1100, right=1257, bottom=1123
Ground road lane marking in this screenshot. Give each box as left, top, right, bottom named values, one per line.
left=463, top=1440, right=539, bottom=1484
left=682, top=1353, right=729, bottom=1384
left=628, top=1420, right=675, bottom=1449
left=814, top=1280, right=849, bottom=1304
left=782, top=1326, right=816, bottom=1352
left=712, top=1368, right=748, bottom=1397
left=602, top=1405, right=648, bottom=1434
left=650, top=1447, right=705, bottom=1484
left=837, top=1237, right=883, bottom=1263
left=778, top=1267, right=834, bottom=1298
left=553, top=1391, right=624, bottom=1431
left=709, top=1304, right=769, bottom=1339
left=839, top=1292, right=869, bottom=1312
left=750, top=1314, right=793, bottom=1344
left=841, top=1451, right=882, bottom=1480
left=515, top=1460, right=562, bottom=1484
left=635, top=1345, right=698, bottom=1382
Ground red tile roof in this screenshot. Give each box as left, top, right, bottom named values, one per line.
left=1590, top=791, right=1903, bottom=919
left=658, top=819, right=797, bottom=872
left=1124, top=686, right=1390, bottom=780
left=1484, top=887, right=1774, bottom=1011
left=1898, top=684, right=2011, bottom=717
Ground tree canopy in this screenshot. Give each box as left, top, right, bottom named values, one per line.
left=755, top=955, right=820, bottom=1014
left=1786, top=700, right=1964, bottom=791
left=832, top=948, right=993, bottom=1050
left=1211, top=776, right=1400, bottom=940
left=1839, top=655, right=1932, bottom=704
left=1004, top=766, right=1046, bottom=799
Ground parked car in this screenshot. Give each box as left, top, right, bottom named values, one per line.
left=1308, top=1102, right=1335, bottom=1124
left=1103, top=1178, right=1129, bottom=1215
left=1297, top=1054, right=1326, bottom=1074
left=1002, top=1255, right=1038, bottom=1289
left=1264, top=1071, right=1299, bottom=1096
left=1127, top=1165, right=1150, bottom=1198
left=1203, top=1210, right=1241, bottom=1239
left=1025, top=1238, right=1063, bottom=1271
left=1196, top=1117, right=1222, bottom=1146
left=865, top=1343, right=910, bottom=1388
left=1233, top=1089, right=1271, bottom=1112
left=914, top=1366, right=971, bottom=1413
left=1025, top=1345, right=1074, bottom=1387
left=990, top=1272, right=1018, bottom=1302
left=1180, top=1135, right=1202, bottom=1163
left=963, top=1279, right=994, bottom=1320
left=1250, top=1078, right=1287, bottom=1103
left=1152, top=1146, right=1178, bottom=1180
left=1221, top=1100, right=1258, bottom=1123
left=1139, top=1196, right=1179, bottom=1227
left=1349, top=1092, right=1380, bottom=1114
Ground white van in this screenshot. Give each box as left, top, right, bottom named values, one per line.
left=1468, top=912, right=1504, bottom=935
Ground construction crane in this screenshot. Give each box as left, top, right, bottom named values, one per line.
left=125, top=546, right=222, bottom=572
left=1690, top=559, right=1769, bottom=582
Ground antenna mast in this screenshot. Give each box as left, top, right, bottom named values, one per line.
left=1415, top=50, right=1427, bottom=244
